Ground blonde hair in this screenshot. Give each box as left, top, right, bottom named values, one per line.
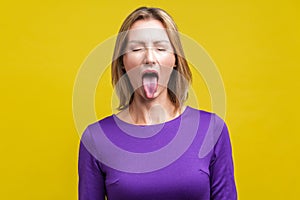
left=111, top=7, right=192, bottom=111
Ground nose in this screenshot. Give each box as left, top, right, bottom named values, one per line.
left=144, top=47, right=156, bottom=65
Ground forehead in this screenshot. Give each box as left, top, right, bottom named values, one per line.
left=127, top=19, right=170, bottom=42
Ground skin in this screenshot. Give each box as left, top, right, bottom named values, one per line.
left=116, top=19, right=186, bottom=125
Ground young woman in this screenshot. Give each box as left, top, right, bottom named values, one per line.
left=79, top=7, right=237, bottom=200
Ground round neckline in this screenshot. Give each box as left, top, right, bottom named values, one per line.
left=110, top=106, right=190, bottom=138
left=112, top=106, right=190, bottom=128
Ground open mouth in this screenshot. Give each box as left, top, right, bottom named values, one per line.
left=142, top=71, right=159, bottom=80
left=142, top=71, right=159, bottom=99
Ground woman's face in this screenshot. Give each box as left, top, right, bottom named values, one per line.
left=123, top=19, right=176, bottom=100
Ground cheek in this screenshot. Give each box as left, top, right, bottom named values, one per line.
left=122, top=55, right=142, bottom=89
left=122, top=55, right=132, bottom=71
left=158, top=53, right=176, bottom=67
left=123, top=54, right=143, bottom=71
left=158, top=54, right=176, bottom=86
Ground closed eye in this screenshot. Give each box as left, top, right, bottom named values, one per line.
left=132, top=48, right=142, bottom=52
left=157, top=48, right=166, bottom=51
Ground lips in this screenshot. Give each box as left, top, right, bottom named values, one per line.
left=142, top=70, right=159, bottom=99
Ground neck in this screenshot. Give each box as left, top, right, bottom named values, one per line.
left=130, top=102, right=174, bottom=126
left=121, top=91, right=184, bottom=125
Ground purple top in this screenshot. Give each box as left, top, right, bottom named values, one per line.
left=78, top=106, right=237, bottom=200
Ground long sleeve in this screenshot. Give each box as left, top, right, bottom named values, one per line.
left=78, top=127, right=106, bottom=200
left=209, top=116, right=237, bottom=200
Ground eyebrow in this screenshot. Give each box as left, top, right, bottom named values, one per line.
left=127, top=40, right=170, bottom=44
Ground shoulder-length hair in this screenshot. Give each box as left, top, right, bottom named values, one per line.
left=111, top=7, right=192, bottom=112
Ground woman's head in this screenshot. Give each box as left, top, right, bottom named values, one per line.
left=111, top=7, right=192, bottom=111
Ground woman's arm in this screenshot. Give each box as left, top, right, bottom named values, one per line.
left=78, top=128, right=106, bottom=200
left=209, top=115, right=237, bottom=199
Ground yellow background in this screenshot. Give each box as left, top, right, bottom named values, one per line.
left=1, top=0, right=299, bottom=199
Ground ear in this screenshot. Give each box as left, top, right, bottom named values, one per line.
left=175, top=55, right=178, bottom=66
left=120, top=56, right=124, bottom=66
left=120, top=56, right=126, bottom=70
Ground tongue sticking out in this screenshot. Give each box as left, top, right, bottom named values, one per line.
left=142, top=74, right=158, bottom=98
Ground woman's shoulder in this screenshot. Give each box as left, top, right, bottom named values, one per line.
left=81, top=115, right=115, bottom=136
left=186, top=106, right=225, bottom=122
left=185, top=107, right=228, bottom=139
left=89, top=114, right=115, bottom=128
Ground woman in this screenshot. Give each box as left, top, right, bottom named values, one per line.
left=79, top=7, right=237, bottom=200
